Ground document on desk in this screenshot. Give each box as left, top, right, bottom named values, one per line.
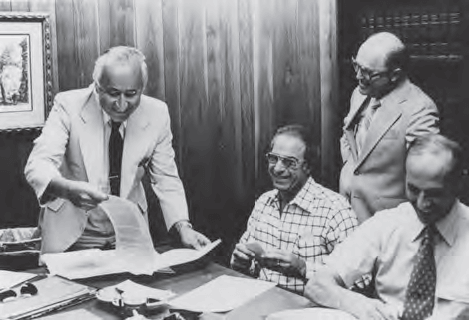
left=42, top=196, right=159, bottom=279
left=169, top=275, right=276, bottom=313
left=266, top=308, right=358, bottom=320
left=0, top=275, right=95, bottom=320
left=156, top=239, right=222, bottom=269
left=0, top=270, right=36, bottom=291
left=41, top=196, right=222, bottom=279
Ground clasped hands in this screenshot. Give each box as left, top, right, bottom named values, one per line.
left=231, top=243, right=306, bottom=278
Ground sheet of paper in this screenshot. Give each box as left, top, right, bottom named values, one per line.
left=169, top=275, right=276, bottom=313
left=38, top=309, right=102, bottom=320
left=266, top=308, right=358, bottom=320
left=157, top=239, right=222, bottom=269
left=0, top=270, right=36, bottom=290
left=42, top=196, right=160, bottom=279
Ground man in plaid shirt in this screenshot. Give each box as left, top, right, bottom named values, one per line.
left=230, top=125, right=358, bottom=295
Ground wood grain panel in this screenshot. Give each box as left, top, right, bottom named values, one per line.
left=109, top=0, right=135, bottom=47
left=319, top=0, right=339, bottom=188
left=238, top=0, right=256, bottom=210
left=10, top=0, right=29, bottom=11
left=162, top=0, right=182, bottom=167
left=97, top=0, right=111, bottom=53
left=135, top=0, right=165, bottom=99
left=177, top=0, right=213, bottom=229
left=0, top=0, right=11, bottom=11
left=298, top=0, right=322, bottom=180
left=54, top=0, right=77, bottom=90
left=253, top=0, right=275, bottom=193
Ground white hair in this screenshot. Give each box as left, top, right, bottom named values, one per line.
left=92, top=46, right=148, bottom=88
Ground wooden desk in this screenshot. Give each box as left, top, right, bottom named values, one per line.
left=39, top=260, right=313, bottom=319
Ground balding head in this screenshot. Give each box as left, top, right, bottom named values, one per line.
left=354, top=32, right=408, bottom=98
left=359, top=32, right=408, bottom=71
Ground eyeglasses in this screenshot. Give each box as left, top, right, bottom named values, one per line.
left=351, top=57, right=389, bottom=81
left=265, top=152, right=304, bottom=170
left=95, top=82, right=141, bottom=99
left=0, top=283, right=38, bottom=303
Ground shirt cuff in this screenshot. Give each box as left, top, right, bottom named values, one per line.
left=173, top=220, right=193, bottom=233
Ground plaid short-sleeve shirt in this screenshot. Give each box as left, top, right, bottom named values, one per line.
left=239, top=177, right=358, bottom=294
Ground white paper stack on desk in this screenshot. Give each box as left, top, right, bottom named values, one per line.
left=41, top=196, right=221, bottom=279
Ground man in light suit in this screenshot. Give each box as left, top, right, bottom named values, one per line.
left=25, top=46, right=210, bottom=253
left=340, top=32, right=439, bottom=222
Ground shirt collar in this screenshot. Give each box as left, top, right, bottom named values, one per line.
left=94, top=90, right=128, bottom=129
left=410, top=200, right=460, bottom=246
left=265, top=177, right=317, bottom=213
left=101, top=110, right=127, bottom=129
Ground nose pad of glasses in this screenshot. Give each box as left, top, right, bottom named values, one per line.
left=0, top=290, right=18, bottom=302
left=20, top=283, right=38, bottom=296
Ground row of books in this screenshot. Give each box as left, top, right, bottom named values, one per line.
left=358, top=9, right=462, bottom=55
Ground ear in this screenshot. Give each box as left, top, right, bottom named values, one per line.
left=389, top=68, right=402, bottom=83
left=302, top=162, right=312, bottom=175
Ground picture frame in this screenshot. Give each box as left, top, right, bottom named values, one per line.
left=0, top=12, right=53, bottom=132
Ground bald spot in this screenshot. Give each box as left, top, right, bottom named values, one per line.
left=358, top=32, right=405, bottom=70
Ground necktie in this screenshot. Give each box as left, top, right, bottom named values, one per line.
left=402, top=225, right=437, bottom=320
left=356, top=98, right=380, bottom=155
left=109, top=121, right=123, bottom=196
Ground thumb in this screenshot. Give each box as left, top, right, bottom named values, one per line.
left=86, top=187, right=109, bottom=201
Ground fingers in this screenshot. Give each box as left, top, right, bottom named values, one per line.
left=191, top=232, right=211, bottom=250
left=231, top=244, right=254, bottom=271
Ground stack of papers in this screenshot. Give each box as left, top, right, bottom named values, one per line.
left=42, top=239, right=221, bottom=279
left=41, top=197, right=221, bottom=279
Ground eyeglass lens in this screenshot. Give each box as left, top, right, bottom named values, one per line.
left=266, top=153, right=298, bottom=169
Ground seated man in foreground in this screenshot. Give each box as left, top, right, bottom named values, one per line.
left=230, top=125, right=358, bottom=295
left=306, top=134, right=469, bottom=319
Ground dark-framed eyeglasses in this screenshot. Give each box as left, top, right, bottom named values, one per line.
left=265, top=152, right=304, bottom=170
left=0, top=282, right=38, bottom=303
left=351, top=57, right=389, bottom=81
left=95, top=82, right=141, bottom=99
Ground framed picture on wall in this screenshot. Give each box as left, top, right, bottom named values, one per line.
left=0, top=12, right=53, bottom=132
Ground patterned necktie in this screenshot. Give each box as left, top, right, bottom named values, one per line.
left=402, top=225, right=437, bottom=320
left=109, top=121, right=123, bottom=196
left=356, top=98, right=380, bottom=155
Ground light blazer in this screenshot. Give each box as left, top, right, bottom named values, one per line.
left=25, top=85, right=188, bottom=253
left=339, top=79, right=439, bottom=222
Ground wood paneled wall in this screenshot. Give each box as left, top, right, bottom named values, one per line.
left=0, top=0, right=338, bottom=259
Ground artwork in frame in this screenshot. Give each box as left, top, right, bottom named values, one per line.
left=0, top=12, right=53, bottom=132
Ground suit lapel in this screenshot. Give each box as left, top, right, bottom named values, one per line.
left=79, top=91, right=105, bottom=187
left=355, top=80, right=411, bottom=167
left=356, top=104, right=402, bottom=166
left=345, top=92, right=369, bottom=161
left=120, top=103, right=151, bottom=198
